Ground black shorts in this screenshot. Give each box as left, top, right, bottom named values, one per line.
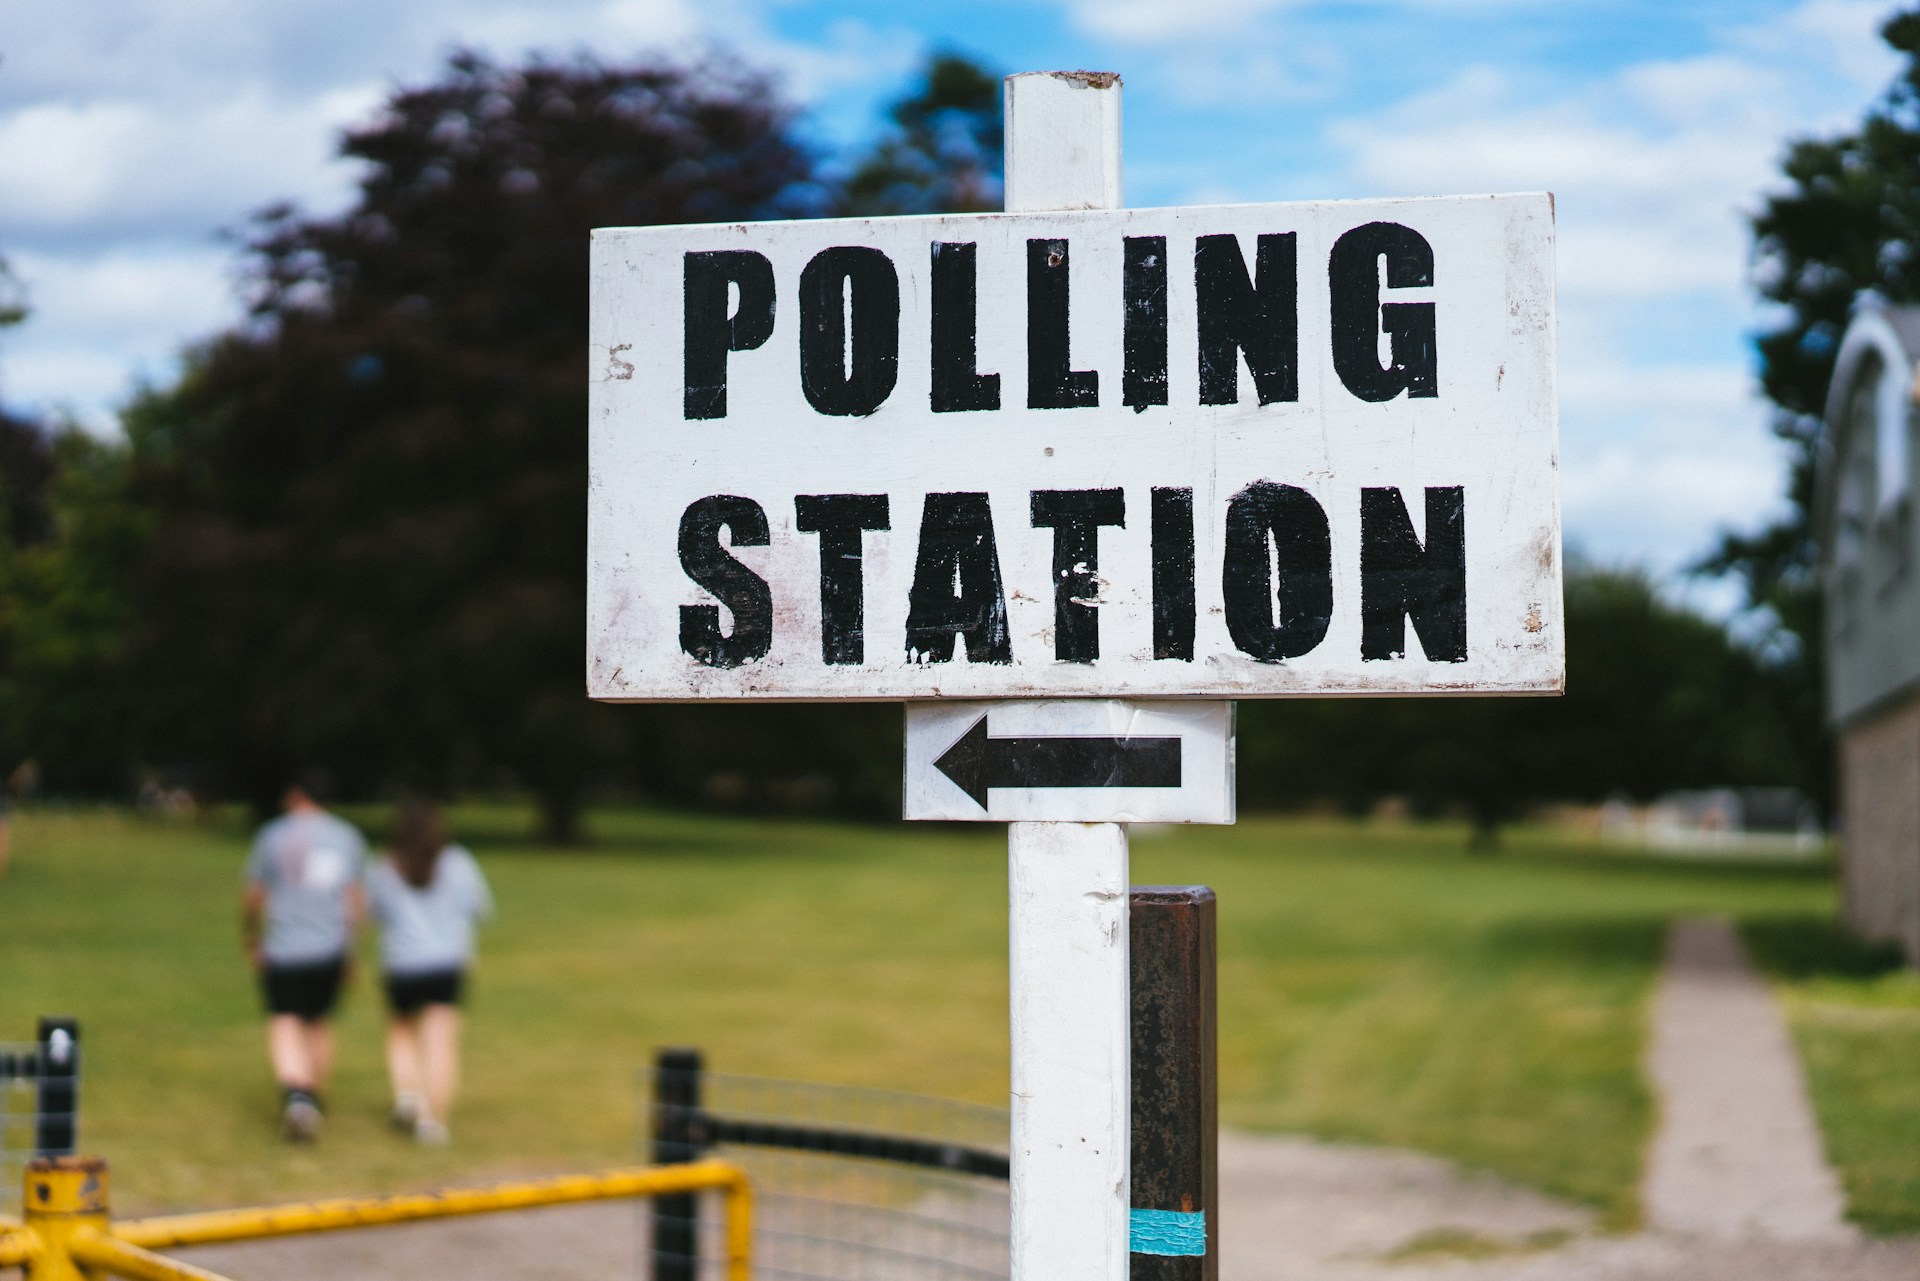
left=261, top=957, right=347, bottom=1021
left=384, top=969, right=465, bottom=1016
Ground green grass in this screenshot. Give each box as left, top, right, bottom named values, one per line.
left=0, top=806, right=1867, bottom=1230
left=1743, top=918, right=1920, bottom=1234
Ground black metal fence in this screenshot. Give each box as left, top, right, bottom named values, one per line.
left=1, top=1017, right=80, bottom=1210
left=645, top=1053, right=1011, bottom=1281
left=644, top=883, right=1217, bottom=1281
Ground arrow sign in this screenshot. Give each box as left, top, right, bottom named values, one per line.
left=934, top=715, right=1182, bottom=810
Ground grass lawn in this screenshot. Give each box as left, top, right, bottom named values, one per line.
left=1743, top=918, right=1920, bottom=1234
left=0, top=805, right=1888, bottom=1231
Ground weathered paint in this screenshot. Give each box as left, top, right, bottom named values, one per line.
left=587, top=159, right=1560, bottom=703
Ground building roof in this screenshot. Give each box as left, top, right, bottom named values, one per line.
left=1820, top=298, right=1920, bottom=727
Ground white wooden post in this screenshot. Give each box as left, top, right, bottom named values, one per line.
left=1003, top=70, right=1131, bottom=1281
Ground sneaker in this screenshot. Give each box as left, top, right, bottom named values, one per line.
left=282, top=1091, right=324, bottom=1143
left=414, top=1116, right=451, bottom=1147
left=389, top=1092, right=424, bottom=1134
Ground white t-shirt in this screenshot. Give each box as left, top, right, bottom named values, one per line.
left=366, top=844, right=493, bottom=976
left=245, top=811, right=368, bottom=964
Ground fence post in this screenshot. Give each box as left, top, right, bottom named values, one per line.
left=35, top=1017, right=79, bottom=1158
left=1129, top=888, right=1217, bottom=1281
left=651, top=1047, right=708, bottom=1281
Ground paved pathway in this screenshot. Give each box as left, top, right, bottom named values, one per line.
left=1640, top=916, right=1853, bottom=1242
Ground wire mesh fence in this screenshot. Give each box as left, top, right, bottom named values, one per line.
left=0, top=1044, right=40, bottom=1211
left=642, top=1062, right=1010, bottom=1281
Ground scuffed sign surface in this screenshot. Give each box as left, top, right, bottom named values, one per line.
left=589, top=193, right=1560, bottom=701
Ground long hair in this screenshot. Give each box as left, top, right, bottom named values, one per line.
left=389, top=797, right=447, bottom=889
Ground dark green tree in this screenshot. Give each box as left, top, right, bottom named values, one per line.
left=0, top=428, right=146, bottom=792
left=1701, top=7, right=1920, bottom=807
left=623, top=51, right=1009, bottom=820
left=129, top=53, right=815, bottom=835
left=1237, top=567, right=1805, bottom=842
left=0, top=263, right=148, bottom=793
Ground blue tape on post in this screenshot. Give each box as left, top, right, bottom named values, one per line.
left=1129, top=1208, right=1206, bottom=1256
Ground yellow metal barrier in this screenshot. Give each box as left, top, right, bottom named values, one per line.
left=0, top=1155, right=752, bottom=1281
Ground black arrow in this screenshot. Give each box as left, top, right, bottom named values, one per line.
left=933, top=715, right=1183, bottom=810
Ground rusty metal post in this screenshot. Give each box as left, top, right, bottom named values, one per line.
left=651, top=1048, right=708, bottom=1281
left=1129, top=887, right=1217, bottom=1281
left=34, top=1018, right=78, bottom=1158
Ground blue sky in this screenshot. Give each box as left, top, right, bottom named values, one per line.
left=0, top=0, right=1906, bottom=583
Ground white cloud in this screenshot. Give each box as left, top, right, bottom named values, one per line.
left=0, top=86, right=377, bottom=237
left=0, top=0, right=921, bottom=426
left=0, top=0, right=1905, bottom=586
left=1328, top=15, right=1894, bottom=307
left=1306, top=0, right=1899, bottom=573
left=1560, top=439, right=1788, bottom=568
left=1067, top=0, right=1298, bottom=45
left=0, top=245, right=235, bottom=429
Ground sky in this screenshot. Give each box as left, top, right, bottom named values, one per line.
left=0, top=0, right=1906, bottom=585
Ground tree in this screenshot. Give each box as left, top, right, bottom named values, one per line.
left=0, top=428, right=146, bottom=792
left=1703, top=7, right=1920, bottom=807
left=840, top=54, right=1002, bottom=216
left=0, top=258, right=147, bottom=793
left=1236, top=567, right=1805, bottom=843
left=607, top=52, right=1009, bottom=820
left=130, top=53, right=815, bottom=836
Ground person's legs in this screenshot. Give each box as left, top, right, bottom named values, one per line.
left=261, top=958, right=344, bottom=1142
left=267, top=1014, right=325, bottom=1142
left=418, top=1004, right=462, bottom=1139
left=386, top=1013, right=424, bottom=1125
left=304, top=1019, right=336, bottom=1092
left=265, top=1014, right=315, bottom=1090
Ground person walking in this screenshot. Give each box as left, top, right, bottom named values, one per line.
left=368, top=798, right=493, bottom=1145
left=242, top=774, right=367, bottom=1142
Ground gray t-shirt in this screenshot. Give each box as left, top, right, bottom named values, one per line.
left=366, top=844, right=493, bottom=976
left=244, top=810, right=368, bottom=964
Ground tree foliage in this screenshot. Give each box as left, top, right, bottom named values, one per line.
left=1238, top=567, right=1806, bottom=839
left=840, top=54, right=1002, bottom=216
left=0, top=47, right=1823, bottom=834
left=0, top=410, right=148, bottom=794
left=127, top=53, right=815, bottom=834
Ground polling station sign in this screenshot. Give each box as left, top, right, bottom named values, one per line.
left=588, top=193, right=1559, bottom=701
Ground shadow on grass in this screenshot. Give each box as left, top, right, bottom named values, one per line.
left=1740, top=916, right=1906, bottom=981
left=1478, top=916, right=1671, bottom=974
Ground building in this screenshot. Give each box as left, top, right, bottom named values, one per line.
left=1820, top=299, right=1920, bottom=963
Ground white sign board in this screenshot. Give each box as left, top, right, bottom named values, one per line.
left=588, top=193, right=1559, bottom=702
left=904, top=700, right=1233, bottom=823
